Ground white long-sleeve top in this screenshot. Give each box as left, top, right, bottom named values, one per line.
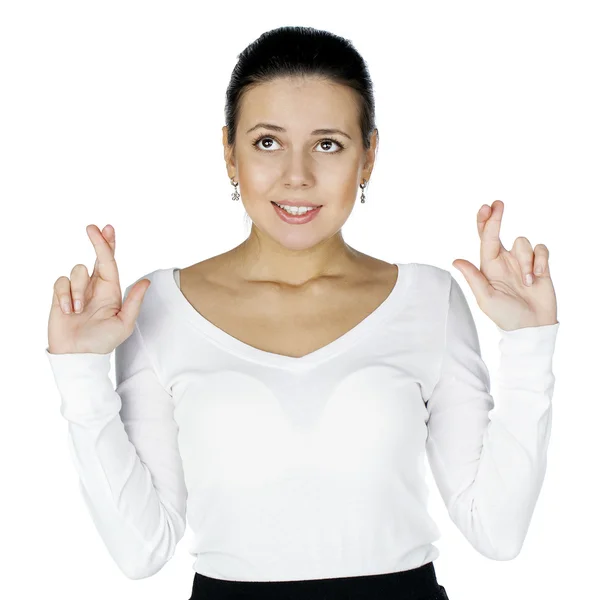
left=45, top=262, right=559, bottom=581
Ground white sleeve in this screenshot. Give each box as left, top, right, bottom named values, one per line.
left=425, top=273, right=559, bottom=561
left=45, top=287, right=187, bottom=579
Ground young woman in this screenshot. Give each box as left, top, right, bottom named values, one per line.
left=46, top=25, right=559, bottom=600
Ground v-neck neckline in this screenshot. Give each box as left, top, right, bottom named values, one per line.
left=158, top=262, right=415, bottom=370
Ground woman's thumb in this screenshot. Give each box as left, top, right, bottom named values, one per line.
left=119, top=279, right=151, bottom=330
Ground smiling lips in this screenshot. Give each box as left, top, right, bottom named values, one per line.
left=272, top=201, right=323, bottom=223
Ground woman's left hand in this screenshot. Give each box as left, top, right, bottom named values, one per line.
left=452, top=200, right=558, bottom=331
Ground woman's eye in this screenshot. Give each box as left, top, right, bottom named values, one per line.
left=253, top=137, right=280, bottom=150
left=252, top=137, right=344, bottom=153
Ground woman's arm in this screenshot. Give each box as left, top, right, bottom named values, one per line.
left=45, top=282, right=188, bottom=579
left=425, top=273, right=559, bottom=560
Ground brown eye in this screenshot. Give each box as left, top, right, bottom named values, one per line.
left=255, top=137, right=278, bottom=150
left=319, top=140, right=340, bottom=152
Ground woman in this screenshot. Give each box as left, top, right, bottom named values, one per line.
left=46, top=26, right=559, bottom=600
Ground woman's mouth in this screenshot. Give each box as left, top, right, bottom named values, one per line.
left=271, top=201, right=323, bottom=224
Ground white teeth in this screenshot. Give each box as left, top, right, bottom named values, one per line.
left=275, top=203, right=319, bottom=215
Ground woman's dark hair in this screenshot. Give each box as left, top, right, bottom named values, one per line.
left=224, top=26, right=378, bottom=154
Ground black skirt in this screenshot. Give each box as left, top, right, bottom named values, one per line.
left=188, top=560, right=449, bottom=599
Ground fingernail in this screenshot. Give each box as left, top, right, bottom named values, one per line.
left=534, top=266, right=543, bottom=275
left=525, top=273, right=533, bottom=286
left=74, top=299, right=82, bottom=312
left=62, top=302, right=71, bottom=313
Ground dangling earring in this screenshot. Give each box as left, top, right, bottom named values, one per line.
left=360, top=179, right=367, bottom=203
left=230, top=177, right=240, bottom=201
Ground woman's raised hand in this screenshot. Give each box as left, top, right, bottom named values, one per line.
left=47, top=224, right=151, bottom=355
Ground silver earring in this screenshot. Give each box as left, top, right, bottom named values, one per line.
left=360, top=179, right=367, bottom=203
left=230, top=177, right=240, bottom=201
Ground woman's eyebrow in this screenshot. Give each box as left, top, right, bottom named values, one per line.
left=246, top=123, right=352, bottom=140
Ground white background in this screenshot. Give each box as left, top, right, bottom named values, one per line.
left=1, top=1, right=598, bottom=598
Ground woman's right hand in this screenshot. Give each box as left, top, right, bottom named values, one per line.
left=47, top=224, right=151, bottom=355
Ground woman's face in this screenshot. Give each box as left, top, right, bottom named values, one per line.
left=223, top=76, right=377, bottom=252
